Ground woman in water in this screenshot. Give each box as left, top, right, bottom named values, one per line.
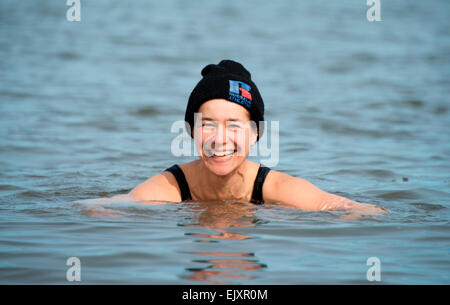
left=96, top=60, right=386, bottom=216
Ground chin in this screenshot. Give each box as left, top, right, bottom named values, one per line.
left=202, top=155, right=245, bottom=176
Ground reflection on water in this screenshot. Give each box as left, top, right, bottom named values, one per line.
left=186, top=252, right=267, bottom=285
left=180, top=201, right=267, bottom=284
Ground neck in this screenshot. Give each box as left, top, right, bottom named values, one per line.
left=194, top=160, right=249, bottom=201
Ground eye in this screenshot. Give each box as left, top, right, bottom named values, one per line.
left=227, top=123, right=242, bottom=129
left=202, top=122, right=215, bottom=128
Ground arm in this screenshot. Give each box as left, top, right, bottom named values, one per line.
left=83, top=172, right=181, bottom=205
left=80, top=173, right=181, bottom=218
left=264, top=170, right=388, bottom=214
left=129, top=172, right=182, bottom=203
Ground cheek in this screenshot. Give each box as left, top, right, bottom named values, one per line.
left=234, top=131, right=247, bottom=146
left=193, top=127, right=213, bottom=142
left=201, top=129, right=213, bottom=139
left=233, top=129, right=252, bottom=156
left=194, top=129, right=215, bottom=155
left=201, top=130, right=217, bottom=146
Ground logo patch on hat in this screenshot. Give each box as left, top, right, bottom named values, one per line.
left=229, top=80, right=252, bottom=109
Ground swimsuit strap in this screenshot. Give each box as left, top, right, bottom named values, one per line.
left=250, top=164, right=271, bottom=205
left=164, top=164, right=192, bottom=201
left=164, top=164, right=270, bottom=204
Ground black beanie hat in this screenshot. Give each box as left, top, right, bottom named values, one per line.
left=185, top=59, right=264, bottom=140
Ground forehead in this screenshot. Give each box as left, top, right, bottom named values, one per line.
left=198, top=99, right=250, bottom=121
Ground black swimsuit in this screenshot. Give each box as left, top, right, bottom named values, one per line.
left=164, top=164, right=271, bottom=204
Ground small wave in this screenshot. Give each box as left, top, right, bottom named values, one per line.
left=56, top=52, right=80, bottom=61
left=410, top=202, right=447, bottom=211
left=351, top=52, right=378, bottom=63
left=398, top=99, right=425, bottom=108
left=374, top=188, right=450, bottom=201
left=432, top=105, right=447, bottom=115
left=216, top=5, right=239, bottom=18
left=110, top=36, right=155, bottom=47
left=0, top=91, right=36, bottom=99
left=15, top=190, right=48, bottom=200
left=0, top=184, right=24, bottom=192
left=320, top=119, right=412, bottom=139
left=363, top=169, right=397, bottom=178
left=375, top=189, right=422, bottom=200
left=132, top=106, right=160, bottom=117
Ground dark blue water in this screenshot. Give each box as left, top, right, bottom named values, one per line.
left=0, top=0, right=449, bottom=284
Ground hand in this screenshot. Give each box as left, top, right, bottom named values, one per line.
left=339, top=202, right=389, bottom=220
left=343, top=202, right=389, bottom=214
left=82, top=205, right=124, bottom=219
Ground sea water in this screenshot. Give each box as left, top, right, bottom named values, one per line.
left=0, top=0, right=449, bottom=284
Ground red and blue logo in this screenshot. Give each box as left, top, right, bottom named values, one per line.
left=229, top=80, right=252, bottom=109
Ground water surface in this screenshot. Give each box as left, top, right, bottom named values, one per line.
left=0, top=0, right=449, bottom=284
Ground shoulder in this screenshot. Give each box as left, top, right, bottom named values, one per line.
left=262, top=169, right=292, bottom=191
left=129, top=168, right=182, bottom=202
left=262, top=169, right=327, bottom=206
left=264, top=168, right=323, bottom=188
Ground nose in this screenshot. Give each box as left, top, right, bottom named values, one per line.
left=213, top=124, right=228, bottom=148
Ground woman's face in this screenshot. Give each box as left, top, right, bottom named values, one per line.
left=194, top=99, right=257, bottom=176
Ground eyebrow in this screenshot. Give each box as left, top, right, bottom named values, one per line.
left=202, top=117, right=245, bottom=122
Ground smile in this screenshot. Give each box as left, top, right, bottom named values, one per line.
left=205, top=149, right=237, bottom=163
left=212, top=151, right=234, bottom=157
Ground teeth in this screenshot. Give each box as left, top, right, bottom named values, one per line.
left=213, top=151, right=234, bottom=157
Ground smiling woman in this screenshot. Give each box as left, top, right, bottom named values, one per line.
left=91, top=59, right=387, bottom=216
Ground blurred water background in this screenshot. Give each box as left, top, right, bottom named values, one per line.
left=0, top=0, right=449, bottom=284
